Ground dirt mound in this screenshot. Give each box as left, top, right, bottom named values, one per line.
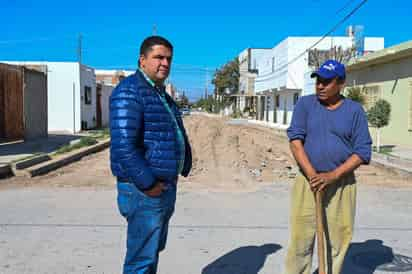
left=180, top=115, right=295, bottom=191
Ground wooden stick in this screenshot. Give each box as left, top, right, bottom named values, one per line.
left=316, top=190, right=326, bottom=274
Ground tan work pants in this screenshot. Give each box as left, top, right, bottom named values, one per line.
left=284, top=172, right=356, bottom=274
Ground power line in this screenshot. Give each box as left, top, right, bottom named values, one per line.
left=257, top=0, right=369, bottom=81
left=255, top=0, right=369, bottom=82
left=335, top=0, right=359, bottom=15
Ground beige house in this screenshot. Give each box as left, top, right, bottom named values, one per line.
left=346, top=40, right=412, bottom=147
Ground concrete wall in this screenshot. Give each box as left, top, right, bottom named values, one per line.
left=239, top=49, right=249, bottom=94
left=4, top=62, right=83, bottom=133
left=267, top=96, right=275, bottom=123
left=238, top=49, right=271, bottom=95
left=23, top=68, right=47, bottom=139
left=100, top=84, right=113, bottom=127
left=302, top=71, right=316, bottom=96
left=80, top=65, right=97, bottom=130
left=47, top=62, right=81, bottom=133
left=255, top=39, right=288, bottom=93
left=279, top=93, right=295, bottom=125
left=346, top=56, right=412, bottom=147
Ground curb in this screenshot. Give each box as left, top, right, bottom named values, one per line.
left=17, top=140, right=110, bottom=177
left=13, top=154, right=51, bottom=170
left=371, top=152, right=412, bottom=179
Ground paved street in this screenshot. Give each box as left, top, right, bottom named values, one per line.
left=1, top=180, right=412, bottom=274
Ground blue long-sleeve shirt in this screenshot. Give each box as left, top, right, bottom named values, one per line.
left=287, top=95, right=372, bottom=173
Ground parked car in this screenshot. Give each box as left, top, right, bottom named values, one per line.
left=180, top=107, right=191, bottom=116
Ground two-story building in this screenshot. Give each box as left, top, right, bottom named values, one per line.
left=253, top=36, right=384, bottom=125
left=236, top=48, right=271, bottom=117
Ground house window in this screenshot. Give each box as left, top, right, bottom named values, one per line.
left=84, top=86, right=92, bottom=105
left=293, top=93, right=299, bottom=105
left=275, top=95, right=280, bottom=108
left=363, top=85, right=381, bottom=110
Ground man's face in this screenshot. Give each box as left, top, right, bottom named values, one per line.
left=139, top=45, right=172, bottom=85
left=315, top=77, right=344, bottom=101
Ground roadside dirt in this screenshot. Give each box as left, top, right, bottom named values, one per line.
left=179, top=115, right=294, bottom=191
left=1, top=114, right=411, bottom=190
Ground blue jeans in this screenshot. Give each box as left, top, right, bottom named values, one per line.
left=117, top=181, right=176, bottom=274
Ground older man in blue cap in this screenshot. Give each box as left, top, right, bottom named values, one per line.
left=283, top=60, right=372, bottom=274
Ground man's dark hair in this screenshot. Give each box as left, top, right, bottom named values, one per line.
left=336, top=77, right=346, bottom=84
left=140, top=36, right=173, bottom=57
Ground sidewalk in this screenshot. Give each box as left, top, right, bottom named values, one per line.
left=0, top=133, right=84, bottom=178
left=0, top=134, right=81, bottom=164
left=391, top=146, right=412, bottom=161
left=371, top=148, right=412, bottom=177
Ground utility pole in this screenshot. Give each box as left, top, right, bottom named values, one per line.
left=152, top=24, right=157, bottom=35
left=77, top=33, right=83, bottom=64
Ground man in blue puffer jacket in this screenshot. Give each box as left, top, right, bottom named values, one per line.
left=109, top=36, right=192, bottom=274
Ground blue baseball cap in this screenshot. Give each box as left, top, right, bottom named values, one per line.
left=310, top=59, right=346, bottom=80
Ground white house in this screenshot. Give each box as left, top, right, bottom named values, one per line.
left=254, top=36, right=385, bottom=125
left=4, top=61, right=97, bottom=133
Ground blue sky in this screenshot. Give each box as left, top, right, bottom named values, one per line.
left=1, top=0, right=411, bottom=101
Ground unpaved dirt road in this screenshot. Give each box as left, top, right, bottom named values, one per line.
left=1, top=114, right=410, bottom=190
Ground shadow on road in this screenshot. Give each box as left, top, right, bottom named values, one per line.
left=0, top=134, right=81, bottom=157
left=342, top=239, right=412, bottom=273
left=202, top=243, right=281, bottom=274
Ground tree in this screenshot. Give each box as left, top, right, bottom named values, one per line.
left=176, top=93, right=189, bottom=108
left=212, top=58, right=239, bottom=96
left=367, top=99, right=391, bottom=153
left=193, top=96, right=219, bottom=113
left=345, top=87, right=365, bottom=105
left=308, top=46, right=355, bottom=69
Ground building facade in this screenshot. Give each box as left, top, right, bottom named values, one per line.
left=346, top=40, right=412, bottom=147
left=5, top=62, right=97, bottom=133
left=95, top=69, right=134, bottom=86
left=236, top=48, right=271, bottom=118
left=253, top=36, right=384, bottom=125
left=0, top=63, right=48, bottom=141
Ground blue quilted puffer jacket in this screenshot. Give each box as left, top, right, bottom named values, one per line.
left=109, top=70, right=192, bottom=190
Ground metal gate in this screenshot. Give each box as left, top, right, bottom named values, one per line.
left=0, top=64, right=24, bottom=141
